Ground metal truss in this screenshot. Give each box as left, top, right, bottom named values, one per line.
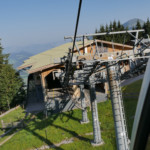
left=57, top=29, right=150, bottom=149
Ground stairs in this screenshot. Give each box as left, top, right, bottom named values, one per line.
left=45, top=88, right=77, bottom=113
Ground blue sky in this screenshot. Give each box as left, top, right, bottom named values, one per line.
left=0, top=0, right=150, bottom=53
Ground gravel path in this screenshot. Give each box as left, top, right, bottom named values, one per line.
left=32, top=138, right=74, bottom=150
left=121, top=74, right=144, bottom=86
left=0, top=129, right=21, bottom=146
left=0, top=116, right=34, bottom=147
left=32, top=132, right=93, bottom=150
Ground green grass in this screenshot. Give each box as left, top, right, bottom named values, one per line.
left=122, top=79, right=143, bottom=138
left=122, top=79, right=142, bottom=94
left=0, top=79, right=143, bottom=149
left=0, top=106, right=25, bottom=135
left=0, top=100, right=116, bottom=150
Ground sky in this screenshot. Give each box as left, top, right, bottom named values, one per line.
left=0, top=0, right=150, bottom=53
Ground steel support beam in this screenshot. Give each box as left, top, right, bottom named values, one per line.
left=130, top=58, right=150, bottom=150
left=64, top=29, right=144, bottom=39
left=89, top=76, right=103, bottom=146
left=80, top=84, right=89, bottom=124
left=106, top=62, right=129, bottom=150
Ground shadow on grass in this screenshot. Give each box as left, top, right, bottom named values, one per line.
left=24, top=113, right=63, bottom=150
left=0, top=94, right=87, bottom=149
left=59, top=110, right=80, bottom=123
left=25, top=127, right=63, bottom=150
left=52, top=124, right=90, bottom=142
left=23, top=110, right=90, bottom=149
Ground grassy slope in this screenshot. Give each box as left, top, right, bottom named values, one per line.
left=0, top=79, right=143, bottom=150
left=122, top=79, right=143, bottom=138
left=0, top=106, right=25, bottom=135
left=0, top=101, right=116, bottom=150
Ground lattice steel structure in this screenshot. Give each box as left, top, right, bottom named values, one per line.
left=57, top=29, right=150, bottom=149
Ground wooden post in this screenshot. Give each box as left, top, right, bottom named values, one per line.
left=7, top=100, right=10, bottom=110
left=1, top=120, right=5, bottom=130
left=104, top=82, right=109, bottom=95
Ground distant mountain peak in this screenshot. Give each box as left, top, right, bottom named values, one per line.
left=123, top=18, right=145, bottom=29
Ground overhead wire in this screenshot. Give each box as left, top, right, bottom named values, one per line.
left=71, top=0, right=83, bottom=59
left=65, top=0, right=83, bottom=86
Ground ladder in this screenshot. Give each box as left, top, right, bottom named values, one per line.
left=107, top=62, right=129, bottom=150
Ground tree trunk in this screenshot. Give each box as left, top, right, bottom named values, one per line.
left=7, top=99, right=10, bottom=110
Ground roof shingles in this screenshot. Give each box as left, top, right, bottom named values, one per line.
left=18, top=41, right=92, bottom=73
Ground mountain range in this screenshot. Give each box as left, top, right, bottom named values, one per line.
left=7, top=41, right=64, bottom=69
left=123, top=18, right=145, bottom=29
left=7, top=41, right=64, bottom=84
left=8, top=18, right=145, bottom=70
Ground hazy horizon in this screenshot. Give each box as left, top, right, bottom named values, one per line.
left=0, top=0, right=150, bottom=54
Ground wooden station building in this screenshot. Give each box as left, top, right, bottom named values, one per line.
left=18, top=39, right=133, bottom=113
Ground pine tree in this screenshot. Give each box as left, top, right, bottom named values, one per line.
left=136, top=20, right=142, bottom=29
left=94, top=28, right=98, bottom=39
left=143, top=18, right=150, bottom=36
left=113, top=20, right=117, bottom=30
left=94, top=20, right=132, bottom=44
left=105, top=24, right=109, bottom=32
left=135, top=20, right=143, bottom=39
left=109, top=22, right=113, bottom=31
left=0, top=42, right=9, bottom=66
left=95, top=28, right=98, bottom=33
left=100, top=25, right=105, bottom=32
left=117, top=21, right=121, bottom=30
left=0, top=40, right=25, bottom=111
left=98, top=25, right=105, bottom=40
left=105, top=24, right=110, bottom=41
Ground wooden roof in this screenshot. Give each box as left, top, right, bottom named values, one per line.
left=18, top=40, right=93, bottom=73
left=18, top=39, right=133, bottom=74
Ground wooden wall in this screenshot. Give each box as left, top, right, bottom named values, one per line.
left=77, top=43, right=132, bottom=54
